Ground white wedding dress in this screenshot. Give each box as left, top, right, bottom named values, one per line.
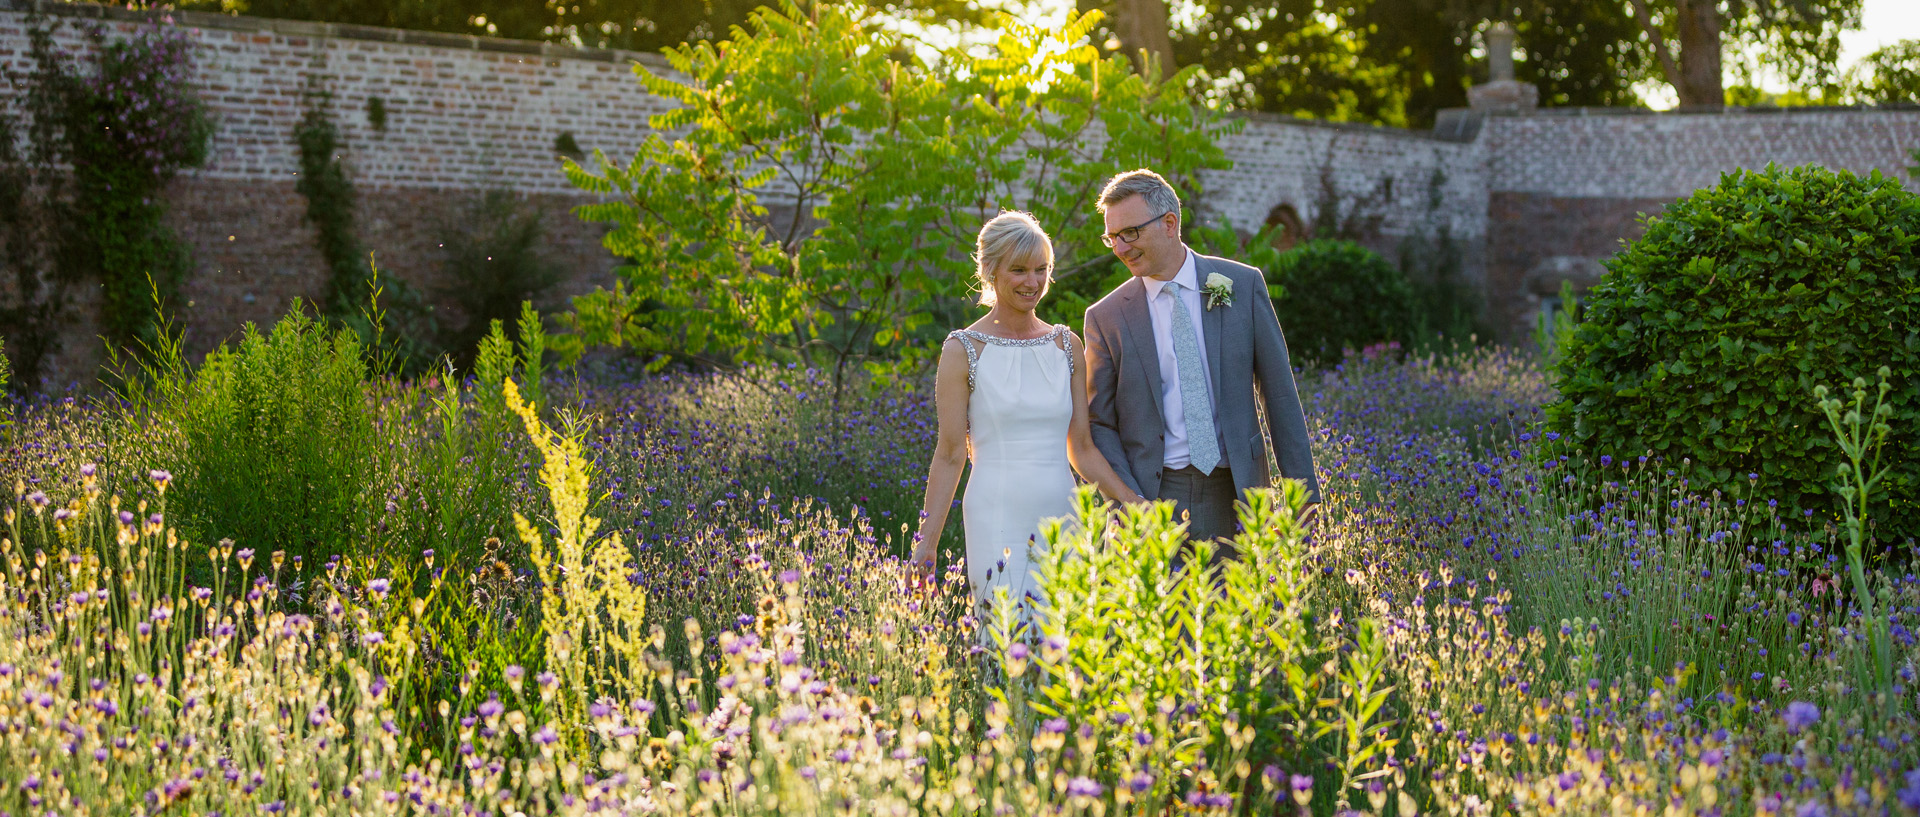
left=950, top=325, right=1077, bottom=618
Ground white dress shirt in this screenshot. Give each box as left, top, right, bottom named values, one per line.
left=1143, top=249, right=1223, bottom=471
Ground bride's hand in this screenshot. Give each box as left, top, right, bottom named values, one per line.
left=907, top=544, right=938, bottom=591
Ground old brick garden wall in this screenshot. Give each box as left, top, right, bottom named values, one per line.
left=1479, top=108, right=1920, bottom=338
left=3, top=1, right=1919, bottom=386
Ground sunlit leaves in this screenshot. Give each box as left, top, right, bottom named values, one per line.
left=560, top=5, right=1234, bottom=380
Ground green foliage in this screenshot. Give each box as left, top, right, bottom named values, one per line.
left=1187, top=219, right=1285, bottom=279
left=1004, top=482, right=1401, bottom=812
left=3, top=18, right=212, bottom=361
left=1712, top=0, right=1864, bottom=98
left=1725, top=85, right=1844, bottom=107
left=1266, top=239, right=1418, bottom=366
left=1816, top=370, right=1899, bottom=690
left=436, top=191, right=561, bottom=369
left=156, top=306, right=380, bottom=572
left=1106, top=0, right=1646, bottom=126
left=295, top=93, right=369, bottom=322
left=365, top=95, right=387, bottom=131
left=560, top=4, right=1233, bottom=385
left=1549, top=164, right=1920, bottom=539
left=1851, top=39, right=1920, bottom=103
left=1532, top=279, right=1581, bottom=372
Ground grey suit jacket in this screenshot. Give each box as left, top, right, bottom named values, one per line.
left=1083, top=253, right=1321, bottom=505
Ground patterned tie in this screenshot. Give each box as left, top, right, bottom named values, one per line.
left=1165, top=282, right=1220, bottom=474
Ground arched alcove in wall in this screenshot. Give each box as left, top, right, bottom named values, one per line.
left=1265, top=203, right=1304, bottom=252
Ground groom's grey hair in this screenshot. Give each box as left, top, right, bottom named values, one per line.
left=1097, top=169, right=1182, bottom=222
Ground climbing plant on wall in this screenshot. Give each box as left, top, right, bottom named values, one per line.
left=53, top=18, right=211, bottom=357
left=291, top=89, right=439, bottom=374
left=1, top=16, right=213, bottom=377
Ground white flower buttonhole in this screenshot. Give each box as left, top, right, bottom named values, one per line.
left=1202, top=272, right=1234, bottom=311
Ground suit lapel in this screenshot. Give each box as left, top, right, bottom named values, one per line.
left=1198, top=256, right=1224, bottom=399
left=1117, top=277, right=1165, bottom=425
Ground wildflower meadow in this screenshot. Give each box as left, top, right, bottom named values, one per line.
left=3, top=321, right=1915, bottom=816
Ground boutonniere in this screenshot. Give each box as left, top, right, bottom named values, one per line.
left=1202, top=272, right=1234, bottom=311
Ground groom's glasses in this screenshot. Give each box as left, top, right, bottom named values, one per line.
left=1099, top=212, right=1171, bottom=248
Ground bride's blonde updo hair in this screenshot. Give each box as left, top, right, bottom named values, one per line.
left=973, top=211, right=1053, bottom=307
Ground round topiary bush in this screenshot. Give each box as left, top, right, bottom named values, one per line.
left=1548, top=164, right=1920, bottom=539
left=1268, top=239, right=1418, bottom=365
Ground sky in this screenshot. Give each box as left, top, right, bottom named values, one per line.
left=1841, top=0, right=1920, bottom=73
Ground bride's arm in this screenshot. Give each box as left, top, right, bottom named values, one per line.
left=912, top=339, right=971, bottom=575
left=1065, top=331, right=1149, bottom=504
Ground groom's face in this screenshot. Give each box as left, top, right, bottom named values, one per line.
left=1103, top=194, right=1179, bottom=279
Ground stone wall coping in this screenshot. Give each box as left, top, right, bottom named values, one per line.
left=0, top=0, right=673, bottom=71
left=1484, top=101, right=1920, bottom=118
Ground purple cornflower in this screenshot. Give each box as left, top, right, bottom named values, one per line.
left=1897, top=768, right=1920, bottom=810
left=1784, top=701, right=1819, bottom=733
left=1065, top=777, right=1103, bottom=798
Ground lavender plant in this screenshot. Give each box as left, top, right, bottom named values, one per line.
left=9, top=319, right=1920, bottom=815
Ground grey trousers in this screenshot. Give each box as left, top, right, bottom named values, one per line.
left=1158, top=465, right=1239, bottom=567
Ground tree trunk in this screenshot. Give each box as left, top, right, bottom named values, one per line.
left=1108, top=0, right=1175, bottom=80
left=1674, top=0, right=1723, bottom=108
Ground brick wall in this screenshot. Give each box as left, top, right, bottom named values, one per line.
left=5, top=1, right=1920, bottom=385
left=1203, top=114, right=1485, bottom=248
left=0, top=3, right=675, bottom=382
left=1479, top=108, right=1920, bottom=339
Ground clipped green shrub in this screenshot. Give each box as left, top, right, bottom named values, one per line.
left=1267, top=238, right=1418, bottom=366
left=1548, top=164, right=1920, bottom=539
left=161, top=305, right=380, bottom=569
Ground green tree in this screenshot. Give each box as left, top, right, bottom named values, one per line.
left=1851, top=39, right=1920, bottom=103
left=1508, top=0, right=1649, bottom=108
left=556, top=3, right=1236, bottom=389
left=1082, top=0, right=1852, bottom=125
left=1624, top=0, right=1861, bottom=107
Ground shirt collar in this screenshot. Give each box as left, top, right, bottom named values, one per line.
left=1147, top=249, right=1198, bottom=300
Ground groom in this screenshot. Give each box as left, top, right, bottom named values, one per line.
left=1083, top=169, right=1320, bottom=559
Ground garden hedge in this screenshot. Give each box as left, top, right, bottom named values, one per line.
left=1268, top=239, right=1418, bottom=366
left=1548, top=164, right=1920, bottom=540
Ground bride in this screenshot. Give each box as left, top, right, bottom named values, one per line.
left=910, top=211, right=1144, bottom=617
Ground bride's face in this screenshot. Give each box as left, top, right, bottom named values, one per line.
left=992, top=251, right=1053, bottom=313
